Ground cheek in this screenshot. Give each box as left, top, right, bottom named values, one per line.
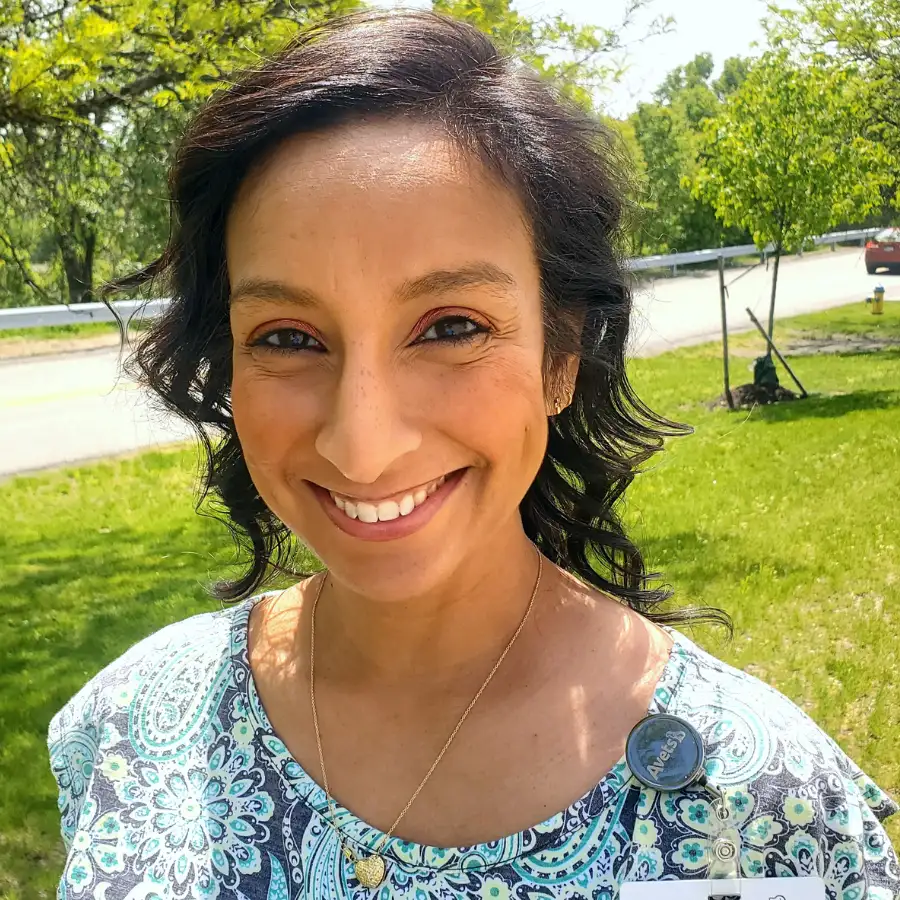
left=423, top=354, right=548, bottom=472
left=230, top=365, right=320, bottom=470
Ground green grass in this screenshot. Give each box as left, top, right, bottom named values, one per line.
left=776, top=300, right=900, bottom=340
left=0, top=302, right=898, bottom=897
left=679, top=296, right=900, bottom=361
left=626, top=301, right=899, bottom=844
left=0, top=321, right=122, bottom=341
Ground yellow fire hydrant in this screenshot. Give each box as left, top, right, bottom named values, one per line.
left=872, top=284, right=885, bottom=315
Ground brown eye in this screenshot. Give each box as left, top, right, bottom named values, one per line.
left=253, top=328, right=324, bottom=352
left=417, top=316, right=486, bottom=343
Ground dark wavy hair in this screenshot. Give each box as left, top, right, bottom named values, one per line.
left=105, top=8, right=730, bottom=632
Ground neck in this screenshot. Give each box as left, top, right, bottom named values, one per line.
left=312, top=527, right=543, bottom=694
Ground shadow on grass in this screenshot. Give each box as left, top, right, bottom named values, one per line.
left=1, top=529, right=237, bottom=701
left=641, top=530, right=797, bottom=601
left=747, top=388, right=900, bottom=423
left=0, top=526, right=240, bottom=893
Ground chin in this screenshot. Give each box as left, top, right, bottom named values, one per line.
left=305, top=537, right=468, bottom=603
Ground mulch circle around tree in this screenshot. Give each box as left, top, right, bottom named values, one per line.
left=712, top=383, right=800, bottom=409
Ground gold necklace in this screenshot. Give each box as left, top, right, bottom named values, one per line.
left=309, top=551, right=543, bottom=889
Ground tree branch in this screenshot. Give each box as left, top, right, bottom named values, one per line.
left=72, top=69, right=176, bottom=117
left=0, top=230, right=54, bottom=303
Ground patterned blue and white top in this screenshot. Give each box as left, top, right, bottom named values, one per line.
left=47, top=591, right=899, bottom=900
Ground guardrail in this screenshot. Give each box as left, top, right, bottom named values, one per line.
left=0, top=227, right=881, bottom=330
left=628, top=227, right=879, bottom=273
left=0, top=297, right=170, bottom=331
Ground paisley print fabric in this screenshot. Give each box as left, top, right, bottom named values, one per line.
left=47, top=591, right=899, bottom=900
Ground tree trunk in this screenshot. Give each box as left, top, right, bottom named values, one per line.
left=719, top=255, right=734, bottom=409
left=766, top=244, right=782, bottom=357
left=56, top=213, right=97, bottom=304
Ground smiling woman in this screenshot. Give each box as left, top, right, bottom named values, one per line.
left=45, top=8, right=898, bottom=900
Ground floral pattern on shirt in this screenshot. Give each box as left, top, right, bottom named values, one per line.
left=48, top=592, right=900, bottom=900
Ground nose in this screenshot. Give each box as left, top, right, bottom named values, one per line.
left=315, top=351, right=422, bottom=484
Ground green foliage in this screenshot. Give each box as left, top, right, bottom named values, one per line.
left=0, top=0, right=362, bottom=305
left=629, top=54, right=752, bottom=254
left=0, top=0, right=651, bottom=306
left=712, top=56, right=751, bottom=101
left=768, top=0, right=900, bottom=190
left=692, top=51, right=891, bottom=253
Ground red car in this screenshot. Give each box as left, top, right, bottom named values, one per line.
left=865, top=227, right=900, bottom=274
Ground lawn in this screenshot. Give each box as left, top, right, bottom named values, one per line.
left=0, top=321, right=150, bottom=359
left=0, top=302, right=897, bottom=898
left=0, top=322, right=122, bottom=341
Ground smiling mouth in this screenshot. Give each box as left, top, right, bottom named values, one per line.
left=328, top=474, right=448, bottom=523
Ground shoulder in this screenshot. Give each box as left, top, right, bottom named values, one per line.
left=45, top=595, right=269, bottom=847
left=48, top=598, right=253, bottom=744
left=642, top=630, right=899, bottom=894
left=663, top=631, right=894, bottom=815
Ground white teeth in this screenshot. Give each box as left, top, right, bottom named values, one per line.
left=356, top=502, right=378, bottom=524
left=377, top=501, right=400, bottom=521
left=330, top=473, right=453, bottom=524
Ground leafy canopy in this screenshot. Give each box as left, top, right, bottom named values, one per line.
left=692, top=50, right=891, bottom=252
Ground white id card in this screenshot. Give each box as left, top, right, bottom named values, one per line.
left=621, top=877, right=826, bottom=900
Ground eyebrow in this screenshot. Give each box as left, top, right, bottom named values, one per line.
left=229, top=262, right=517, bottom=309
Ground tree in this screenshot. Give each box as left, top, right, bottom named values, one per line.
left=0, top=0, right=661, bottom=305
left=768, top=0, right=900, bottom=167
left=629, top=54, right=752, bottom=254
left=692, top=51, right=891, bottom=352
left=0, top=0, right=361, bottom=304
left=767, top=0, right=900, bottom=218
left=712, top=56, right=750, bottom=101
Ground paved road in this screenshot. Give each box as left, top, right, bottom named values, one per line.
left=1, top=247, right=895, bottom=477
left=630, top=245, right=893, bottom=356
left=0, top=349, right=194, bottom=477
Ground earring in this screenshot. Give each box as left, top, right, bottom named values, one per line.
left=554, top=397, right=562, bottom=415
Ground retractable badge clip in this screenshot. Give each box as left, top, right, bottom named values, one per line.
left=621, top=714, right=826, bottom=900
left=624, top=714, right=742, bottom=897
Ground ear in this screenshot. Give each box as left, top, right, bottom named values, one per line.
left=545, top=353, right=580, bottom=416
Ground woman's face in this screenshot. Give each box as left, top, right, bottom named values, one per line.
left=227, top=120, right=555, bottom=599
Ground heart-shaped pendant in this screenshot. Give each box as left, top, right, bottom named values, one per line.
left=354, top=853, right=386, bottom=888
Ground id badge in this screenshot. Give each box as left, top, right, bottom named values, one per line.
left=621, top=876, right=826, bottom=900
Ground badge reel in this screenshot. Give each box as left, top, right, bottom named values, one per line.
left=620, top=714, right=825, bottom=900
left=625, top=714, right=741, bottom=895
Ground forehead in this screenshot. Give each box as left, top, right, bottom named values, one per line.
left=235, top=118, right=494, bottom=204
left=225, top=120, right=534, bottom=271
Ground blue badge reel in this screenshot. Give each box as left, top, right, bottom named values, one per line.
left=625, top=713, right=708, bottom=792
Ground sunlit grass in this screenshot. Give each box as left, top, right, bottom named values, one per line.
left=0, top=322, right=121, bottom=341
left=627, top=302, right=899, bottom=852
